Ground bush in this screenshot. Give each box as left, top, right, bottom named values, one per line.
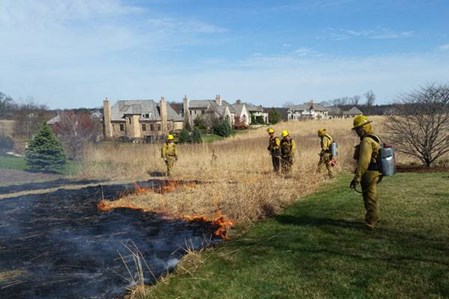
left=178, top=128, right=191, bottom=144
left=25, top=122, right=66, bottom=173
left=191, top=127, right=202, bottom=143
left=213, top=120, right=232, bottom=137
left=0, top=135, right=14, bottom=155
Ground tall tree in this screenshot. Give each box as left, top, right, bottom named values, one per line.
left=191, top=127, right=202, bottom=143
left=364, top=90, right=376, bottom=107
left=385, top=83, right=449, bottom=167
left=25, top=122, right=66, bottom=173
left=13, top=100, right=50, bottom=139
left=0, top=92, right=15, bottom=118
left=51, top=111, right=102, bottom=160
left=268, top=108, right=281, bottom=124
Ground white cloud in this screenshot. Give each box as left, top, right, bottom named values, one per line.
left=325, top=27, right=415, bottom=40
left=146, top=18, right=227, bottom=34
left=438, top=44, right=449, bottom=51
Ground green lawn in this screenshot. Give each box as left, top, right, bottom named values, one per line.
left=0, top=155, right=27, bottom=170
left=143, top=172, right=449, bottom=299
left=0, top=155, right=80, bottom=175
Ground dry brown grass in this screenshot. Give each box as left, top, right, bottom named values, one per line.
left=78, top=116, right=415, bottom=228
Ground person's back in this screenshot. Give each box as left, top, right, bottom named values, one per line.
left=350, top=115, right=382, bottom=230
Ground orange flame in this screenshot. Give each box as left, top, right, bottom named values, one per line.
left=183, top=212, right=234, bottom=240
left=97, top=181, right=234, bottom=239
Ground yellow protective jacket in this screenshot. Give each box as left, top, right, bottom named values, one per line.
left=161, top=142, right=177, bottom=159
left=320, top=134, right=333, bottom=154
left=280, top=137, right=296, bottom=157
left=267, top=135, right=281, bottom=154
left=353, top=133, right=381, bottom=183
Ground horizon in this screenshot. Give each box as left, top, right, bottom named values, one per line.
left=1, top=0, right=449, bottom=110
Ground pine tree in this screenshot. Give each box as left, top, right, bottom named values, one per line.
left=178, top=128, right=191, bottom=144
left=191, top=127, right=202, bottom=143
left=25, top=122, right=66, bottom=173
left=268, top=108, right=281, bottom=124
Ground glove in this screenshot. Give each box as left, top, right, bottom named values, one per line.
left=349, top=179, right=359, bottom=189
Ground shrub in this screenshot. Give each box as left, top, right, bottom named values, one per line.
left=213, top=120, right=232, bottom=137
left=178, top=128, right=191, bottom=144
left=191, top=127, right=202, bottom=143
left=25, top=122, right=66, bottom=173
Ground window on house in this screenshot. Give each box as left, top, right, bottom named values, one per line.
left=150, top=124, right=154, bottom=131
left=119, top=124, right=125, bottom=131
left=128, top=118, right=131, bottom=124
left=142, top=124, right=147, bottom=131
left=157, top=124, right=161, bottom=131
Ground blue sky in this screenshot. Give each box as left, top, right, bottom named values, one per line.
left=1, top=0, right=449, bottom=109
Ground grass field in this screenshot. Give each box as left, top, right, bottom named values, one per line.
left=139, top=172, right=449, bottom=299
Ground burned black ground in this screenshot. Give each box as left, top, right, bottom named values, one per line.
left=0, top=179, right=220, bottom=299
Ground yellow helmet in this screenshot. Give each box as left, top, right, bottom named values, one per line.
left=267, top=128, right=275, bottom=134
left=281, top=130, right=289, bottom=137
left=318, top=128, right=326, bottom=136
left=167, top=134, right=174, bottom=140
left=352, top=115, right=371, bottom=130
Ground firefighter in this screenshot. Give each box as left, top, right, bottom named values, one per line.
left=266, top=128, right=281, bottom=173
left=161, top=134, right=178, bottom=177
left=350, top=115, right=381, bottom=230
left=280, top=130, right=296, bottom=176
left=317, top=128, right=335, bottom=178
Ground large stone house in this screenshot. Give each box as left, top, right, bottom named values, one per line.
left=183, top=95, right=235, bottom=128
left=102, top=97, right=183, bottom=142
left=246, top=103, right=268, bottom=124
left=287, top=102, right=329, bottom=120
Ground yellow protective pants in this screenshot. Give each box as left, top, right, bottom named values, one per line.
left=317, top=153, right=334, bottom=178
left=361, top=170, right=380, bottom=229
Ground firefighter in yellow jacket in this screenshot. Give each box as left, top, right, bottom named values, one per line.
left=317, top=128, right=334, bottom=178
left=161, top=134, right=178, bottom=177
left=280, top=130, right=296, bottom=176
left=350, top=115, right=381, bottom=230
left=266, top=128, right=281, bottom=173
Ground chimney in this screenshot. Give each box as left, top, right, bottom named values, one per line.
left=215, top=94, right=222, bottom=106
left=183, top=95, right=191, bottom=126
left=160, top=96, right=168, bottom=134
left=103, top=97, right=113, bottom=138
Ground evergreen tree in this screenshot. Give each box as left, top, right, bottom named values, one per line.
left=25, top=122, right=66, bottom=173
left=178, top=128, right=191, bottom=144
left=268, top=108, right=281, bottom=124
left=191, top=127, right=203, bottom=143
left=213, top=120, right=232, bottom=137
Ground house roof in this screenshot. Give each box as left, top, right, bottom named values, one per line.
left=245, top=103, right=264, bottom=112
left=188, top=99, right=235, bottom=117
left=343, top=107, right=363, bottom=115
left=288, top=102, right=328, bottom=112
left=110, top=100, right=183, bottom=122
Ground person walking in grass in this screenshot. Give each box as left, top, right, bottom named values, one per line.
left=266, top=127, right=281, bottom=173
left=161, top=134, right=178, bottom=177
left=349, top=115, right=382, bottom=230
left=280, top=130, right=296, bottom=176
left=317, top=128, right=335, bottom=178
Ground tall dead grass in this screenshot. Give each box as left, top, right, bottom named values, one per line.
left=78, top=116, right=407, bottom=227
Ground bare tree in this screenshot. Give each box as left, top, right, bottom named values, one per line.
left=364, top=90, right=376, bottom=107
left=351, top=95, right=361, bottom=106
left=385, top=83, right=449, bottom=167
left=13, top=100, right=50, bottom=139
left=52, top=111, right=102, bottom=160
left=0, top=92, right=15, bottom=118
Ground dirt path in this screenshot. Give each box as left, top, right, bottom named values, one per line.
left=0, top=169, right=64, bottom=186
